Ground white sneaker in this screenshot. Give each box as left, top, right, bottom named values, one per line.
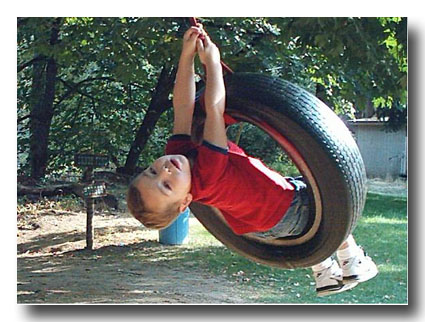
left=313, top=260, right=358, bottom=297
left=340, top=248, right=379, bottom=285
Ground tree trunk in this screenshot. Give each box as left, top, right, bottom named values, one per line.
left=315, top=83, right=334, bottom=109
left=29, top=19, right=60, bottom=180
left=121, top=64, right=177, bottom=175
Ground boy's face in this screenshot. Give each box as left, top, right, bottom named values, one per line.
left=133, top=154, right=192, bottom=214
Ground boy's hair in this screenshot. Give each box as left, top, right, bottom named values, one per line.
left=126, top=179, right=181, bottom=230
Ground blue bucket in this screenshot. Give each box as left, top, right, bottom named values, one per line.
left=158, top=208, right=190, bottom=245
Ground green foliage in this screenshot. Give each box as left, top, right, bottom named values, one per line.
left=17, top=17, right=407, bottom=177
left=285, top=18, right=406, bottom=121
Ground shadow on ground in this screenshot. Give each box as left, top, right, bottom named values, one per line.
left=17, top=236, right=251, bottom=304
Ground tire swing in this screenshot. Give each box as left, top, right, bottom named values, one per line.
left=189, top=73, right=367, bottom=269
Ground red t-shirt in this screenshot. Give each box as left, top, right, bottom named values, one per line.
left=165, top=135, right=295, bottom=235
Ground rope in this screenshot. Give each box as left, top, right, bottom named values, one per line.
left=188, top=17, right=234, bottom=75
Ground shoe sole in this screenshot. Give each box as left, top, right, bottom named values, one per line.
left=343, top=266, right=379, bottom=284
left=317, top=282, right=358, bottom=297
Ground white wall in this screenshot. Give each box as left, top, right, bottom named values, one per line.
left=349, top=123, right=407, bottom=179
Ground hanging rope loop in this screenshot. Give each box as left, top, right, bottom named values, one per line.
left=188, top=17, right=234, bottom=75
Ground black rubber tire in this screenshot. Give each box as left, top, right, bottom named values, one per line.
left=190, top=73, right=367, bottom=268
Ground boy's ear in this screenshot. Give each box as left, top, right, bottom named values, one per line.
left=179, top=193, right=193, bottom=213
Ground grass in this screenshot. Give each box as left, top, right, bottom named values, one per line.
left=176, top=192, right=408, bottom=304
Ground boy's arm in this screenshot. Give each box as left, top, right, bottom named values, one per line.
left=198, top=36, right=228, bottom=149
left=172, top=27, right=201, bottom=136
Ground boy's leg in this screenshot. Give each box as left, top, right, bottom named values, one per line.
left=336, top=234, right=379, bottom=284
left=311, top=257, right=358, bottom=297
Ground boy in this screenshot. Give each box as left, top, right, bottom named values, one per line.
left=127, top=26, right=378, bottom=296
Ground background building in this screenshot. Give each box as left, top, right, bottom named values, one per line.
left=348, top=118, right=407, bottom=180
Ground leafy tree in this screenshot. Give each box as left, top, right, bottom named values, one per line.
left=18, top=17, right=183, bottom=178
left=17, top=17, right=407, bottom=180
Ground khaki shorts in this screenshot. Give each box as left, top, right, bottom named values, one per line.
left=252, top=177, right=309, bottom=239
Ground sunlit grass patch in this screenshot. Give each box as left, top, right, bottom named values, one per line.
left=183, top=192, right=407, bottom=304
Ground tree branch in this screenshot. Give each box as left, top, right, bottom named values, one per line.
left=56, top=78, right=113, bottom=106
left=18, top=114, right=31, bottom=124
left=54, top=76, right=115, bottom=107
left=17, top=56, right=46, bottom=73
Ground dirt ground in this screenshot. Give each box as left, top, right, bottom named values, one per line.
left=366, top=178, right=407, bottom=198
left=17, top=186, right=255, bottom=304
left=17, top=178, right=406, bottom=304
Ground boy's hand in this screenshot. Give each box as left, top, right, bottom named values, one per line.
left=196, top=33, right=221, bottom=67
left=181, top=26, right=203, bottom=59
